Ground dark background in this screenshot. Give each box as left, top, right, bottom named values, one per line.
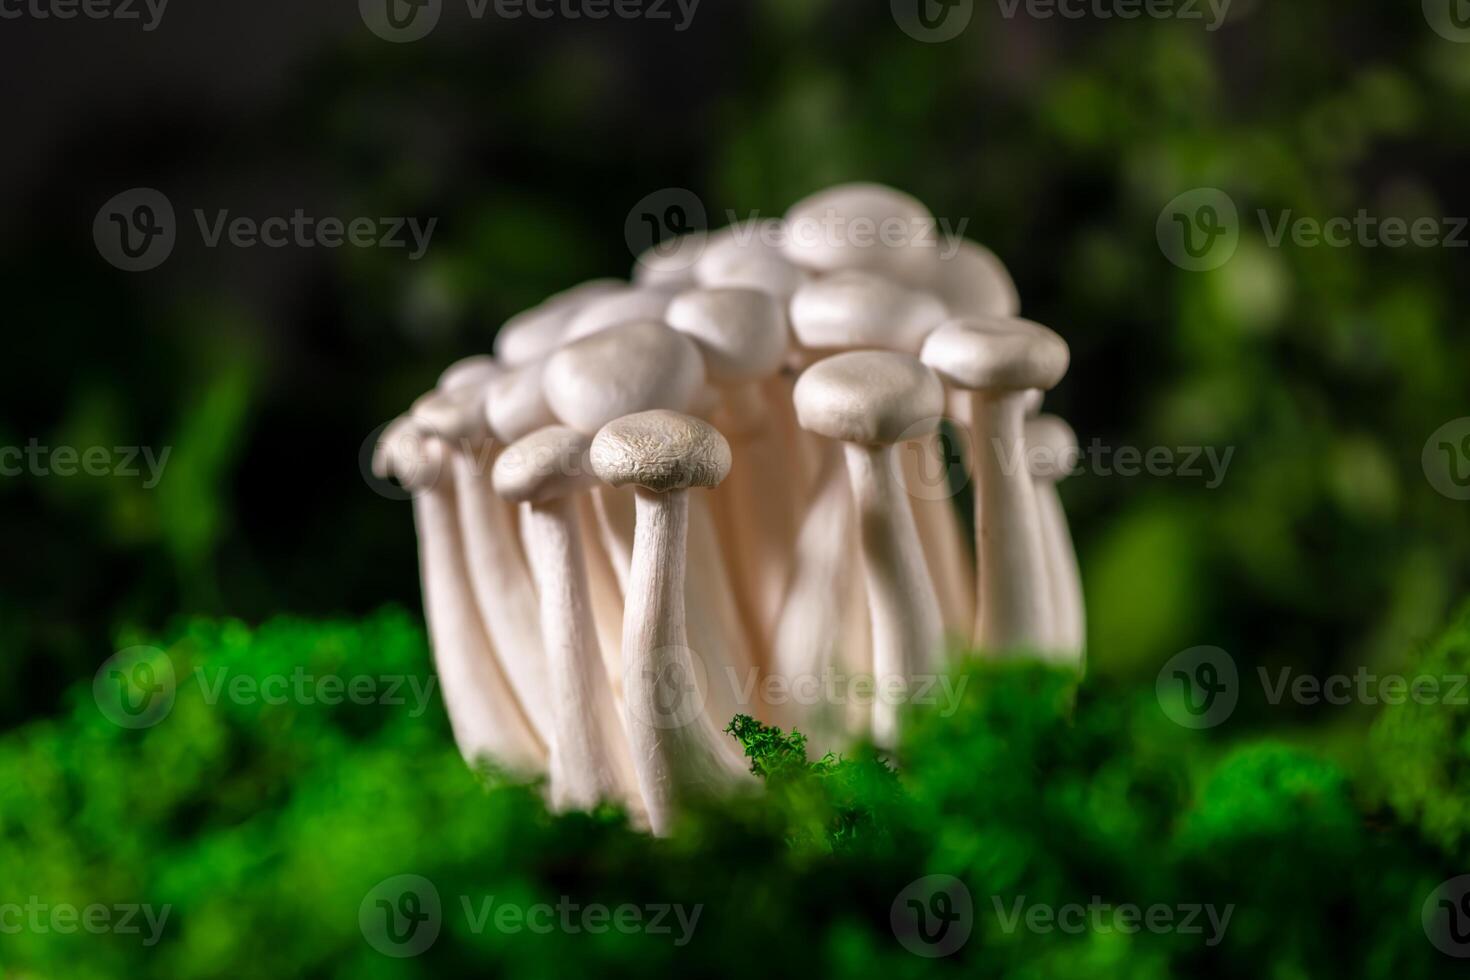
left=2, top=0, right=1467, bottom=740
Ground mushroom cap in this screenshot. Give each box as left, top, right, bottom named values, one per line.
left=920, top=316, right=1070, bottom=393
left=665, top=287, right=789, bottom=385
left=590, top=409, right=731, bottom=492
left=492, top=425, right=599, bottom=503
left=788, top=270, right=947, bottom=355
left=484, top=359, right=555, bottom=443
left=494, top=279, right=623, bottom=366
left=1022, top=388, right=1044, bottom=417
left=410, top=385, right=490, bottom=443
left=933, top=239, right=1020, bottom=319
left=793, top=350, right=944, bottom=445
left=781, top=182, right=938, bottom=288
left=1025, top=413, right=1079, bottom=481
left=542, top=319, right=706, bottom=435
left=373, top=415, right=446, bottom=492
left=561, top=287, right=675, bottom=343
left=695, top=221, right=807, bottom=298
left=633, top=234, right=707, bottom=291
left=437, top=354, right=499, bottom=392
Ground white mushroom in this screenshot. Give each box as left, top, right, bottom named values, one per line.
left=561, top=287, right=675, bottom=343
left=788, top=270, right=947, bottom=356
left=373, top=416, right=544, bottom=770
left=437, top=354, right=499, bottom=392
left=590, top=410, right=753, bottom=835
left=921, top=316, right=1070, bottom=657
left=694, top=220, right=807, bottom=299
left=633, top=233, right=707, bottom=291
left=493, top=426, right=640, bottom=811
left=1026, top=413, right=1086, bottom=668
left=411, top=385, right=555, bottom=747
left=782, top=182, right=939, bottom=289
left=493, top=279, right=624, bottom=367
left=793, top=351, right=947, bottom=748
left=932, top=238, right=1020, bottom=319
left=665, top=287, right=795, bottom=653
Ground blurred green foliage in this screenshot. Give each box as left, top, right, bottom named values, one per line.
left=0, top=609, right=1460, bottom=978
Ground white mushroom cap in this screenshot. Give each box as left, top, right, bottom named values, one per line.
left=782, top=182, right=938, bottom=288
left=409, top=385, right=491, bottom=443
left=933, top=239, right=1020, bottom=318
left=1022, top=389, right=1045, bottom=417
left=694, top=221, right=806, bottom=298
left=633, top=234, right=707, bottom=291
left=920, top=316, right=1070, bottom=393
left=1025, top=413, right=1079, bottom=481
left=590, top=409, right=732, bottom=492
left=373, top=415, right=445, bottom=492
left=561, top=287, right=675, bottom=343
left=665, top=287, right=789, bottom=385
left=484, top=359, right=556, bottom=443
left=788, top=270, right=947, bottom=355
left=437, top=354, right=499, bottom=392
left=793, top=351, right=944, bottom=445
left=492, top=425, right=600, bottom=504
left=493, top=279, right=623, bottom=366
left=542, top=319, right=706, bottom=435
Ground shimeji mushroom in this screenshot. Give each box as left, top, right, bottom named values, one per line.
left=694, top=220, right=807, bottom=299
left=932, top=238, right=1020, bottom=319
left=921, top=316, right=1070, bottom=658
left=542, top=319, right=756, bottom=727
left=634, top=234, right=707, bottom=291
left=665, top=286, right=794, bottom=653
left=373, top=416, right=545, bottom=770
left=793, top=351, right=947, bottom=748
left=493, top=279, right=623, bottom=367
left=782, top=182, right=939, bottom=289
left=590, top=410, right=753, bottom=835
left=493, top=425, right=640, bottom=811
left=410, top=384, right=556, bottom=747
left=1026, top=413, right=1086, bottom=668
left=561, top=286, right=675, bottom=343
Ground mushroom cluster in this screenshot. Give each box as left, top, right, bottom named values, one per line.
left=373, top=183, right=1085, bottom=833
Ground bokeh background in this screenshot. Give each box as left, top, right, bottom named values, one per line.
left=4, top=1, right=1470, bottom=977
left=4, top=0, right=1465, bottom=730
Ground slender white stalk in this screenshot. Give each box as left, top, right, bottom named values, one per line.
left=899, top=430, right=976, bottom=642
left=1036, top=481, right=1085, bottom=666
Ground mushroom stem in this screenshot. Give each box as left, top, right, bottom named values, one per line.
left=521, top=496, right=638, bottom=809
left=411, top=475, right=545, bottom=770
left=899, top=429, right=976, bottom=642
left=970, top=391, right=1056, bottom=654
left=841, top=442, right=944, bottom=748
left=623, top=487, right=751, bottom=834
left=1035, top=475, right=1085, bottom=667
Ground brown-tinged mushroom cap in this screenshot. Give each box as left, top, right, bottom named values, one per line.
left=1025, top=413, right=1079, bottom=481
left=788, top=270, right=947, bottom=355
left=590, top=410, right=732, bottom=493
left=665, top=287, right=788, bottom=384
left=542, top=320, right=706, bottom=435
left=920, top=316, right=1070, bottom=393
left=792, top=350, right=944, bottom=445
left=492, top=425, right=600, bottom=504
